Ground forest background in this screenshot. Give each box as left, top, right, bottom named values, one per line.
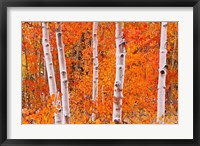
left=22, top=22, right=178, bottom=124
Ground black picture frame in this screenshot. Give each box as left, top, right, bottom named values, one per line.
left=0, top=0, right=199, bottom=145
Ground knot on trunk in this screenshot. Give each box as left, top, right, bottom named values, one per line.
left=93, top=34, right=97, bottom=37
left=163, top=23, right=168, bottom=27
left=63, top=78, right=68, bottom=83
left=161, top=49, right=167, bottom=54
left=119, top=65, right=123, bottom=70
left=163, top=64, right=168, bottom=70
left=61, top=71, right=66, bottom=75
left=57, top=32, right=62, bottom=37
left=46, top=44, right=49, bottom=47
left=115, top=81, right=121, bottom=88
left=160, top=69, right=165, bottom=74
left=159, top=64, right=167, bottom=74
left=120, top=37, right=126, bottom=45
left=114, top=119, right=121, bottom=124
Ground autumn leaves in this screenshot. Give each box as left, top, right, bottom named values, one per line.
left=22, top=22, right=178, bottom=124
left=113, top=22, right=126, bottom=123
left=42, top=22, right=70, bottom=124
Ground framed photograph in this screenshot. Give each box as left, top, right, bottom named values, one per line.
left=0, top=0, right=199, bottom=145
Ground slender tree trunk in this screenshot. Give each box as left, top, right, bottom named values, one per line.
left=113, top=22, right=126, bottom=123
left=43, top=58, right=48, bottom=84
left=169, top=36, right=176, bottom=104
left=39, top=51, right=42, bottom=78
left=56, top=22, right=70, bottom=124
left=92, top=22, right=98, bottom=122
left=102, top=85, right=104, bottom=103
left=42, top=22, right=61, bottom=124
left=157, top=22, right=168, bottom=124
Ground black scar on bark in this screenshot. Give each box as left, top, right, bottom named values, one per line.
left=114, top=119, right=120, bottom=124
left=164, top=64, right=168, bottom=69
left=160, top=70, right=165, bottom=74
left=63, top=79, right=68, bottom=83
left=61, top=71, right=66, bottom=75
left=115, top=81, right=121, bottom=87
left=57, top=32, right=62, bottom=37
left=55, top=28, right=59, bottom=32
left=163, top=24, right=168, bottom=27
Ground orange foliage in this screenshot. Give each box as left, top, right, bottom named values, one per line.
left=22, top=22, right=178, bottom=124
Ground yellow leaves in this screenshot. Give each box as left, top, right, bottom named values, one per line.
left=88, top=118, right=92, bottom=123
left=127, top=47, right=131, bottom=53
left=89, top=107, right=93, bottom=113
left=118, top=22, right=124, bottom=27
left=95, top=119, right=101, bottom=124
left=110, top=121, right=115, bottom=124
left=22, top=94, right=57, bottom=124
left=22, top=22, right=178, bottom=124
left=159, top=115, right=164, bottom=121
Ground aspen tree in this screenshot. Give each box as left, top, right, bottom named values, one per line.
left=56, top=22, right=70, bottom=124
left=92, top=22, right=98, bottom=121
left=157, top=22, right=168, bottom=124
left=113, top=22, right=126, bottom=123
left=42, top=22, right=61, bottom=124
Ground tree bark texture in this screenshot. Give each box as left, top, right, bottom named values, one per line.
left=56, top=22, right=70, bottom=124
left=92, top=22, right=98, bottom=122
left=42, top=22, right=61, bottom=124
left=113, top=22, right=126, bottom=123
left=157, top=22, right=168, bottom=124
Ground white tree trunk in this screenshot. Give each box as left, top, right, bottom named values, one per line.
left=56, top=22, right=70, bottom=124
left=157, top=22, right=168, bottom=124
left=92, top=22, right=98, bottom=122
left=113, top=22, right=126, bottom=123
left=42, top=22, right=61, bottom=124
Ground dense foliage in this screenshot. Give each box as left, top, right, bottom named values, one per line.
left=22, top=22, right=178, bottom=124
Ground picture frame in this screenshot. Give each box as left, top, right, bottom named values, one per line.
left=0, top=0, right=199, bottom=145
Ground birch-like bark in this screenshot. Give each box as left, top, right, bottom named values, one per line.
left=42, top=22, right=61, bottom=124
left=113, top=22, right=126, bottom=123
left=157, top=22, right=168, bottom=124
left=92, top=22, right=98, bottom=122
left=56, top=22, right=70, bottom=124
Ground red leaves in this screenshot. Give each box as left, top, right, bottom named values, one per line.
left=22, top=94, right=58, bottom=124
left=22, top=22, right=178, bottom=124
